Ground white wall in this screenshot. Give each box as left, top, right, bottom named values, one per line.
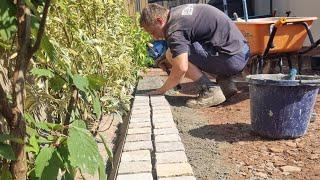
left=273, top=0, right=320, bottom=45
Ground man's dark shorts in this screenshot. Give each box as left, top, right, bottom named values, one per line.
left=188, top=42, right=250, bottom=76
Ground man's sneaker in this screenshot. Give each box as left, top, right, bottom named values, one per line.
left=216, top=76, right=239, bottom=99
left=186, top=86, right=226, bottom=108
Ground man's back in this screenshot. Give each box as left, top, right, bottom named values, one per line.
left=165, top=4, right=246, bottom=58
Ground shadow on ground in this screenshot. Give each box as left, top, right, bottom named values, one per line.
left=189, top=123, right=264, bottom=143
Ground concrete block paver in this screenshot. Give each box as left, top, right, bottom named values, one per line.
left=117, top=77, right=195, bottom=179
left=129, top=121, right=151, bottom=129
left=123, top=141, right=153, bottom=152
left=130, top=117, right=150, bottom=123
left=159, top=176, right=196, bottom=180
left=126, top=134, right=151, bottom=142
left=153, top=121, right=176, bottom=129
left=127, top=127, right=151, bottom=135
left=154, top=127, right=179, bottom=135
left=155, top=134, right=181, bottom=143
left=118, top=161, right=152, bottom=174
left=121, top=150, right=151, bottom=162
left=155, top=141, right=185, bottom=153
left=117, top=173, right=153, bottom=180
left=156, top=163, right=193, bottom=178
left=156, top=151, right=188, bottom=164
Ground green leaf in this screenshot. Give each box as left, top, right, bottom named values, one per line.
left=35, top=146, right=54, bottom=177
left=0, top=134, right=23, bottom=144
left=93, top=96, right=102, bottom=119
left=40, top=35, right=58, bottom=62
left=71, top=120, right=87, bottom=129
left=29, top=135, right=40, bottom=154
left=98, top=160, right=106, bottom=180
left=26, top=126, right=38, bottom=137
left=1, top=164, right=12, bottom=180
left=87, top=74, right=106, bottom=90
left=98, top=133, right=113, bottom=167
left=49, top=76, right=65, bottom=92
left=31, top=68, right=54, bottom=78
left=25, top=113, right=36, bottom=126
left=35, top=147, right=62, bottom=180
left=67, top=127, right=103, bottom=175
left=72, top=75, right=89, bottom=92
left=0, top=0, right=17, bottom=42
left=37, top=122, right=64, bottom=131
left=0, top=143, right=16, bottom=160
left=41, top=150, right=63, bottom=180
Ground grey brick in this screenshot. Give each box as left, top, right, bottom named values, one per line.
left=124, top=141, right=153, bottom=151
left=153, top=121, right=176, bottom=129
left=121, top=150, right=151, bottom=162
left=154, top=128, right=179, bottom=135
left=127, top=127, right=151, bottom=135
left=130, top=117, right=150, bottom=123
left=129, top=122, right=151, bottom=129
left=117, top=173, right=153, bottom=180
left=156, top=163, right=193, bottom=178
left=118, top=162, right=152, bottom=174
left=155, top=142, right=185, bottom=152
left=153, top=117, right=174, bottom=123
left=153, top=113, right=173, bottom=119
left=126, top=134, right=151, bottom=142
left=155, top=134, right=181, bottom=143
left=156, top=151, right=188, bottom=164
left=159, top=176, right=196, bottom=180
left=131, top=114, right=150, bottom=119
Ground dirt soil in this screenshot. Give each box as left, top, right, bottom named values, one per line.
left=147, top=67, right=320, bottom=180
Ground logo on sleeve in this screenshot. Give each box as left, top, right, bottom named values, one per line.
left=181, top=4, right=194, bottom=16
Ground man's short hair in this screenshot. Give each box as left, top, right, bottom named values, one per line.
left=140, top=3, right=168, bottom=27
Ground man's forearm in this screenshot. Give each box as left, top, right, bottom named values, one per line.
left=158, top=67, right=185, bottom=93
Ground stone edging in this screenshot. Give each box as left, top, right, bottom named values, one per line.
left=116, top=95, right=196, bottom=180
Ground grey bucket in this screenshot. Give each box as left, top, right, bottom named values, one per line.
left=247, top=74, right=320, bottom=139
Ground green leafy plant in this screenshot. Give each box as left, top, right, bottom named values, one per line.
left=0, top=0, right=151, bottom=179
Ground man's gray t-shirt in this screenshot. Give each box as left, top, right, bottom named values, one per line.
left=164, top=4, right=246, bottom=58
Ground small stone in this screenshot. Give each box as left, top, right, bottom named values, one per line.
left=280, top=166, right=301, bottom=172
left=282, top=172, right=290, bottom=176
left=238, top=141, right=245, bottom=145
left=309, top=154, right=319, bottom=160
left=255, top=172, right=268, bottom=178
left=285, top=141, right=297, bottom=147
left=268, top=147, right=284, bottom=153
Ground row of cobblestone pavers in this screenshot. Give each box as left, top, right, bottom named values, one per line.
left=116, top=95, right=196, bottom=180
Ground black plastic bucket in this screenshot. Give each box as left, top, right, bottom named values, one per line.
left=247, top=74, right=320, bottom=139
